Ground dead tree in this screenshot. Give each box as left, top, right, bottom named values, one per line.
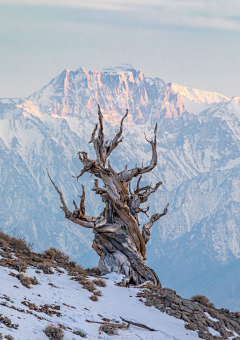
left=48, top=106, right=168, bottom=285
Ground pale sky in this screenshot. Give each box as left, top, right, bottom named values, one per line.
left=0, top=0, right=240, bottom=98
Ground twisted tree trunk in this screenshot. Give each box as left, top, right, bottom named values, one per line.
left=48, top=105, right=168, bottom=285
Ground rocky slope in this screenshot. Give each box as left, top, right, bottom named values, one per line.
left=0, top=232, right=240, bottom=340
left=0, top=65, right=240, bottom=310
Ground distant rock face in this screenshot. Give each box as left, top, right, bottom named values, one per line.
left=1, top=65, right=240, bottom=311
left=28, top=66, right=186, bottom=123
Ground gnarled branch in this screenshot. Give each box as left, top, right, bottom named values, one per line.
left=89, top=106, right=128, bottom=167
left=47, top=169, right=96, bottom=228
left=105, top=109, right=128, bottom=157
left=118, top=123, right=158, bottom=182
left=138, top=181, right=162, bottom=203
left=142, top=203, right=169, bottom=245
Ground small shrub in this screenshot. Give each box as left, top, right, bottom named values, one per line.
left=4, top=335, right=14, bottom=340
left=0, top=314, right=18, bottom=329
left=3, top=317, right=12, bottom=326
left=0, top=230, right=10, bottom=241
left=68, top=261, right=76, bottom=268
left=73, top=265, right=86, bottom=275
left=18, top=274, right=32, bottom=288
left=44, top=248, right=69, bottom=264
left=93, top=290, right=102, bottom=297
left=73, top=330, right=87, bottom=338
left=190, top=295, right=214, bottom=308
left=44, top=248, right=57, bottom=260
left=13, top=260, right=27, bottom=272
left=86, top=267, right=101, bottom=276
left=37, top=263, right=54, bottom=274
left=0, top=238, right=8, bottom=249
left=92, top=279, right=106, bottom=287
left=9, top=236, right=32, bottom=253
left=31, top=276, right=39, bottom=285
left=99, top=324, right=117, bottom=335
left=89, top=294, right=98, bottom=301
left=54, top=250, right=69, bottom=264
left=82, top=280, right=95, bottom=292
left=71, top=275, right=87, bottom=284
left=44, top=324, right=64, bottom=340
left=234, top=311, right=240, bottom=318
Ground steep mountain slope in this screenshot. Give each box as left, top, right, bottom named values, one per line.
left=0, top=65, right=240, bottom=311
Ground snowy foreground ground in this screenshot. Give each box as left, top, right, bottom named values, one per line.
left=0, top=263, right=202, bottom=340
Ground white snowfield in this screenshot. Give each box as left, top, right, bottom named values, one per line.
left=0, top=266, right=200, bottom=340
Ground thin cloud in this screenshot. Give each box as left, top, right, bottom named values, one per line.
left=1, top=0, right=240, bottom=31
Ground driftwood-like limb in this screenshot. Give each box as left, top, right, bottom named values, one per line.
left=142, top=203, right=169, bottom=244
left=120, top=317, right=156, bottom=331
left=86, top=319, right=128, bottom=329
left=86, top=317, right=156, bottom=334
left=49, top=107, right=168, bottom=286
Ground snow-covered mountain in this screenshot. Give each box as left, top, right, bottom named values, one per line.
left=169, top=82, right=230, bottom=114
left=1, top=65, right=240, bottom=311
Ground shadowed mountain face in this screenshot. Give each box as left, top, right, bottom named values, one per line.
left=0, top=65, right=240, bottom=310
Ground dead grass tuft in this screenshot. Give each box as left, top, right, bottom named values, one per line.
left=92, top=279, right=106, bottom=287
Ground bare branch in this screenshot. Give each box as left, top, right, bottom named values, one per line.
left=92, top=179, right=107, bottom=196
left=97, top=103, right=104, bottom=141
left=47, top=169, right=95, bottom=228
left=47, top=168, right=71, bottom=218
left=138, top=181, right=162, bottom=203
left=106, top=109, right=128, bottom=157
left=120, top=317, right=156, bottom=332
left=137, top=205, right=150, bottom=218
left=136, top=175, right=142, bottom=193
left=89, top=123, right=98, bottom=143
left=142, top=203, right=169, bottom=244
left=119, top=123, right=158, bottom=182
left=74, top=152, right=101, bottom=180
left=79, top=184, right=86, bottom=216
